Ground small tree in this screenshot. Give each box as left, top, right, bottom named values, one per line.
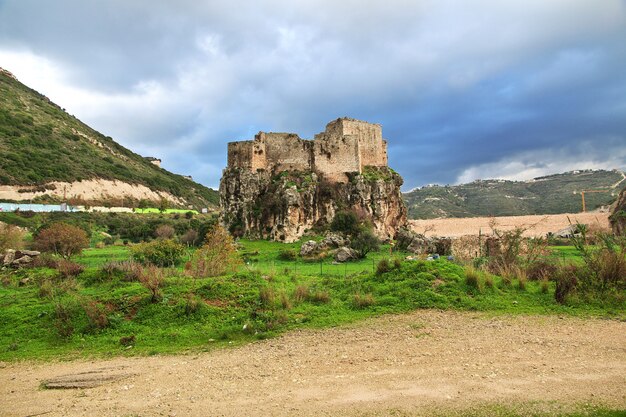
left=34, top=223, right=89, bottom=259
left=186, top=225, right=241, bottom=278
left=350, top=228, right=380, bottom=259
left=180, top=229, right=199, bottom=247
left=0, top=223, right=25, bottom=252
left=154, top=224, right=176, bottom=239
left=138, top=264, right=165, bottom=302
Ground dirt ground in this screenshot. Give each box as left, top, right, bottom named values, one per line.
left=1, top=310, right=625, bottom=416
left=409, top=212, right=611, bottom=238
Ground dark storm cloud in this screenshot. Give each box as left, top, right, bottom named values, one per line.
left=0, top=0, right=625, bottom=189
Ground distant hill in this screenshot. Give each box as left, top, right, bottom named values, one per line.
left=404, top=169, right=625, bottom=219
left=0, top=68, right=219, bottom=209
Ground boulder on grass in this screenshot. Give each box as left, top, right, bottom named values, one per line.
left=300, top=240, right=319, bottom=257
left=335, top=246, right=359, bottom=262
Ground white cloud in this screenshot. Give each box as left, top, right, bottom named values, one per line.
left=456, top=145, right=626, bottom=184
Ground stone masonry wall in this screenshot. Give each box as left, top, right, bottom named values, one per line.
left=226, top=118, right=387, bottom=182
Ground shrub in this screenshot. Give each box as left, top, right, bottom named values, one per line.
left=278, top=249, right=297, bottom=261
left=131, top=239, right=185, bottom=267
left=293, top=285, right=310, bottom=303
left=308, top=289, right=330, bottom=304
left=53, top=298, right=80, bottom=338
left=34, top=222, right=89, bottom=259
left=555, top=264, right=578, bottom=304
left=180, top=229, right=199, bottom=247
left=138, top=264, right=165, bottom=302
left=38, top=280, right=54, bottom=298
left=31, top=253, right=59, bottom=269
left=185, top=226, right=241, bottom=278
left=353, top=293, right=375, bottom=309
left=569, top=227, right=626, bottom=293
left=0, top=223, right=25, bottom=252
left=526, top=260, right=558, bottom=281
left=259, top=287, right=275, bottom=307
left=82, top=299, right=109, bottom=331
left=330, top=211, right=359, bottom=236
left=376, top=258, right=392, bottom=275
left=279, top=291, right=292, bottom=309
left=56, top=259, right=85, bottom=278
left=154, top=224, right=176, bottom=239
left=350, top=229, right=380, bottom=259
left=518, top=275, right=527, bottom=291
left=541, top=279, right=549, bottom=294
left=464, top=266, right=481, bottom=290
left=484, top=274, right=494, bottom=288
left=100, top=260, right=143, bottom=281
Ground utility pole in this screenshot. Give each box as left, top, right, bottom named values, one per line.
left=579, top=190, right=609, bottom=212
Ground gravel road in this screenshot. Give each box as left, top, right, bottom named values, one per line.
left=1, top=310, right=625, bottom=416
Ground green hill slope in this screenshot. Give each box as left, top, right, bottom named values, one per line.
left=0, top=68, right=218, bottom=209
left=404, top=169, right=625, bottom=219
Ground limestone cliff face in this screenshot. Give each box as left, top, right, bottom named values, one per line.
left=220, top=167, right=407, bottom=242
left=610, top=187, right=626, bottom=236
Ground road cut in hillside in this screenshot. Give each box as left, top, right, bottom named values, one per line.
left=1, top=310, right=625, bottom=416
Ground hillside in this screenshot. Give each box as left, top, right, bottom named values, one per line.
left=0, top=68, right=219, bottom=209
left=404, top=169, right=625, bottom=219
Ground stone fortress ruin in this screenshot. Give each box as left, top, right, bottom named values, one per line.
left=227, top=118, right=388, bottom=183
left=220, top=117, right=407, bottom=242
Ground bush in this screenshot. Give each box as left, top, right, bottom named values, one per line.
left=100, top=260, right=143, bottom=281
left=180, top=229, right=199, bottom=247
left=154, top=224, right=176, bottom=239
left=138, top=264, right=165, bottom=302
left=278, top=249, right=297, bottom=261
left=56, top=259, right=85, bottom=278
left=82, top=299, right=109, bottom=331
left=353, top=293, right=375, bottom=309
left=308, top=289, right=330, bottom=304
left=330, top=211, right=359, bottom=236
left=259, top=287, right=275, bottom=307
left=350, top=229, right=380, bottom=259
left=0, top=223, right=25, bottom=252
left=53, top=298, right=81, bottom=338
left=293, top=285, right=310, bottom=303
left=131, top=239, right=185, bottom=267
left=376, top=258, right=392, bottom=275
left=185, top=226, right=241, bottom=278
left=34, top=222, right=89, bottom=259
left=555, top=264, right=578, bottom=304
left=464, top=266, right=481, bottom=290
left=526, top=260, right=558, bottom=281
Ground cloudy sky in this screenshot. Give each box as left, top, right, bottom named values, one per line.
left=1, top=0, right=625, bottom=190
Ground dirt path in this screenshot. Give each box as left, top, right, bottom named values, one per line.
left=1, top=311, right=625, bottom=416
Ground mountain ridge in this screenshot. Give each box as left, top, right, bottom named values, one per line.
left=404, top=169, right=625, bottom=219
left=0, top=68, right=219, bottom=209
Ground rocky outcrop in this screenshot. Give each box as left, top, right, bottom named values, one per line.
left=610, top=187, right=626, bottom=235
left=2, top=249, right=41, bottom=268
left=220, top=167, right=407, bottom=242
left=396, top=228, right=452, bottom=255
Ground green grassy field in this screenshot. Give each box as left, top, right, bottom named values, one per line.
left=1, top=240, right=623, bottom=362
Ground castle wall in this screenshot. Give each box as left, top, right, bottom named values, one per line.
left=227, top=141, right=254, bottom=169
left=226, top=118, right=388, bottom=182
left=341, top=119, right=387, bottom=168
left=313, top=132, right=360, bottom=183
left=259, top=132, right=312, bottom=173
